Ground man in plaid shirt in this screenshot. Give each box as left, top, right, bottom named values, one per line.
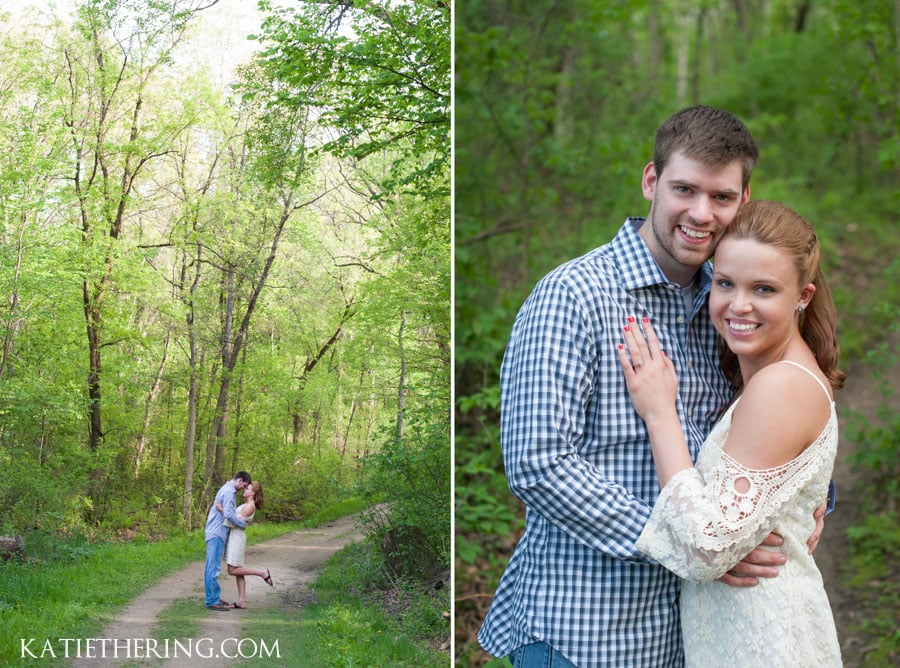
left=479, top=107, right=810, bottom=667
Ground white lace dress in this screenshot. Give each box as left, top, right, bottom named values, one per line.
left=224, top=504, right=254, bottom=567
left=636, top=361, right=842, bottom=666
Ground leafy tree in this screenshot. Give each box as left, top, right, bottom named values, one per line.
left=256, top=0, right=450, bottom=196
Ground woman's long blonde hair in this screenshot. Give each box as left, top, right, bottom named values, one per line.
left=718, top=200, right=846, bottom=390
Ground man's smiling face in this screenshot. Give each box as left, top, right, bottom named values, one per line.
left=639, top=151, right=750, bottom=286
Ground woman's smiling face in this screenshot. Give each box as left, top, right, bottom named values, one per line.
left=710, top=237, right=812, bottom=362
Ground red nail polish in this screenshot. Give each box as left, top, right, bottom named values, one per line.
left=617, top=344, right=624, bottom=350
left=624, top=325, right=630, bottom=332
left=642, top=316, right=650, bottom=323
left=627, top=316, right=636, bottom=323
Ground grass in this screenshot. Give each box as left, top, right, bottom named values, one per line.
left=1, top=531, right=200, bottom=665
left=847, top=535, right=900, bottom=668
left=0, top=498, right=365, bottom=666
left=237, top=538, right=450, bottom=667
left=152, top=596, right=205, bottom=643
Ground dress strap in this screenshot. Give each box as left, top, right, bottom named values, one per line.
left=777, top=360, right=832, bottom=403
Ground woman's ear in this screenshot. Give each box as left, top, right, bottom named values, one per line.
left=799, top=283, right=816, bottom=310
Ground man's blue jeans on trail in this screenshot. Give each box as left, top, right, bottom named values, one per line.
left=509, top=642, right=577, bottom=668
left=204, top=536, right=225, bottom=607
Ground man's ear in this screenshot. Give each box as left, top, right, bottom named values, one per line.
left=641, top=162, right=657, bottom=203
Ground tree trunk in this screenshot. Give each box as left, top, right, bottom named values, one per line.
left=84, top=295, right=103, bottom=451
left=183, top=346, right=200, bottom=526
left=691, top=7, right=708, bottom=105
left=676, top=14, right=691, bottom=107
left=341, top=398, right=358, bottom=463
left=203, top=266, right=236, bottom=497
left=0, top=223, right=28, bottom=383
left=794, top=0, right=811, bottom=32
left=135, top=327, right=172, bottom=476
left=230, top=344, right=249, bottom=474
left=204, top=198, right=296, bottom=493
left=290, top=299, right=354, bottom=444
left=646, top=0, right=663, bottom=94
left=396, top=311, right=407, bottom=441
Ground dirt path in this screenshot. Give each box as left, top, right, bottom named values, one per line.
left=69, top=514, right=364, bottom=667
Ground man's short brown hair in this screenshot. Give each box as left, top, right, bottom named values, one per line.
left=653, top=106, right=759, bottom=189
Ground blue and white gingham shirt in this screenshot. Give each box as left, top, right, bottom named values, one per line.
left=478, top=219, right=734, bottom=667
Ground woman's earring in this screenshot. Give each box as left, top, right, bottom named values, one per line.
left=796, top=305, right=805, bottom=314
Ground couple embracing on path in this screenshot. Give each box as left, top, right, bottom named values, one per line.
left=204, top=471, right=274, bottom=611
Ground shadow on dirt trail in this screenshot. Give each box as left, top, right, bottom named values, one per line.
left=68, top=514, right=363, bottom=667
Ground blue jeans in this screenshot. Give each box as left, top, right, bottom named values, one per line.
left=509, top=642, right=577, bottom=668
left=204, top=536, right=226, bottom=607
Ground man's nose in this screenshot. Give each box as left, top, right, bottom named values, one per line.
left=690, top=196, right=714, bottom=224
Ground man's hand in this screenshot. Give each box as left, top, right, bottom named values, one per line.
left=718, top=533, right=786, bottom=587
left=807, top=500, right=827, bottom=555
left=215, top=501, right=224, bottom=513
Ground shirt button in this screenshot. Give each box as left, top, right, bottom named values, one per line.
left=677, top=315, right=685, bottom=324
left=687, top=408, right=694, bottom=417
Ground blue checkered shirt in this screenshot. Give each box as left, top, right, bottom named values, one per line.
left=478, top=219, right=734, bottom=667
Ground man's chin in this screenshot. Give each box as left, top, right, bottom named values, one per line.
left=676, top=245, right=714, bottom=267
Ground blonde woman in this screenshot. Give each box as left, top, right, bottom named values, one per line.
left=216, top=481, right=273, bottom=608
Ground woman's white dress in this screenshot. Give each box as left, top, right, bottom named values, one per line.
left=636, top=361, right=842, bottom=666
left=224, top=504, right=254, bottom=567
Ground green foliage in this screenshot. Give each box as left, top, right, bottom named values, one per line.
left=455, top=460, right=520, bottom=565
left=846, top=402, right=900, bottom=504
left=846, top=311, right=900, bottom=501
left=256, top=0, right=450, bottom=196
left=844, top=512, right=900, bottom=667
left=314, top=602, right=442, bottom=668
left=311, top=540, right=447, bottom=667
left=357, top=396, right=451, bottom=582
left=846, top=512, right=900, bottom=571
left=257, top=442, right=349, bottom=521
left=842, top=317, right=900, bottom=665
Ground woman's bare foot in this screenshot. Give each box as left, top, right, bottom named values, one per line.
left=263, top=569, right=273, bottom=587
left=231, top=601, right=246, bottom=609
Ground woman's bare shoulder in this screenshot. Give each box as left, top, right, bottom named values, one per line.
left=726, top=362, right=830, bottom=468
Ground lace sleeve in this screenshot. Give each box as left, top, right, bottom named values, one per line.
left=636, top=444, right=827, bottom=581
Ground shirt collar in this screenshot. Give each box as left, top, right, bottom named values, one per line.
left=612, top=217, right=713, bottom=294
